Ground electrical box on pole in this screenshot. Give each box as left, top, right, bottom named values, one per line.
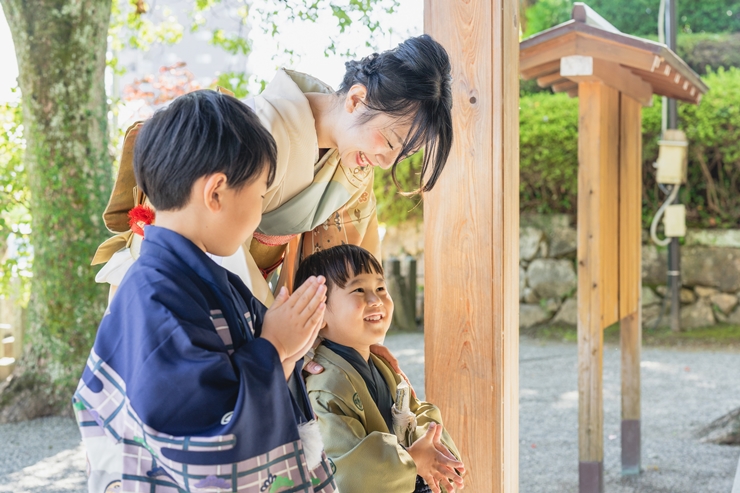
left=655, top=130, right=688, bottom=185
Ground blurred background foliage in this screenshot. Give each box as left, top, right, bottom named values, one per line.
left=519, top=68, right=740, bottom=229
left=522, top=0, right=740, bottom=38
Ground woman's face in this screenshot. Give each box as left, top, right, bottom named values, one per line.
left=335, top=85, right=412, bottom=170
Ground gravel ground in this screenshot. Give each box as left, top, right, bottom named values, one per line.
left=1, top=333, right=738, bottom=492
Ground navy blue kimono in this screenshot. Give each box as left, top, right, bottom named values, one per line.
left=74, top=226, right=336, bottom=493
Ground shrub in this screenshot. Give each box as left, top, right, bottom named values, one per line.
left=519, top=92, right=580, bottom=213
left=677, top=32, right=740, bottom=75
left=523, top=0, right=740, bottom=39
left=519, top=68, right=740, bottom=229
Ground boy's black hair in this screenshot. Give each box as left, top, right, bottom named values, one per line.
left=134, top=90, right=277, bottom=211
left=338, top=34, right=453, bottom=194
left=294, top=244, right=384, bottom=296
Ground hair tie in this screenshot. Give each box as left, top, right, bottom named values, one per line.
left=360, top=53, right=380, bottom=77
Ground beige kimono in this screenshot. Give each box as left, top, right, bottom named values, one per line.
left=306, top=345, right=461, bottom=493
left=93, top=69, right=380, bottom=305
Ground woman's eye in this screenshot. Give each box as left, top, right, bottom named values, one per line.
left=386, top=139, right=394, bottom=150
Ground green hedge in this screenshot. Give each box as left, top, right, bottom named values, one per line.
left=520, top=67, right=740, bottom=229
left=523, top=0, right=740, bottom=39
left=678, top=32, right=740, bottom=75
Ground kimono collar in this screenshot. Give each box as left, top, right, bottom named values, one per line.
left=321, top=339, right=394, bottom=431
left=253, top=70, right=371, bottom=237
left=139, top=225, right=232, bottom=295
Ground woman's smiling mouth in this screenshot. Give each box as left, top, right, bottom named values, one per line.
left=356, top=151, right=374, bottom=167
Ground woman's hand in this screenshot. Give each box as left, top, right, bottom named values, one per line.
left=370, top=344, right=416, bottom=398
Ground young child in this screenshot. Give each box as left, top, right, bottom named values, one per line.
left=296, top=245, right=466, bottom=493
left=73, top=90, right=337, bottom=493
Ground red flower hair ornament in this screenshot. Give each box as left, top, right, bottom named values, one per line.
left=128, top=205, right=156, bottom=237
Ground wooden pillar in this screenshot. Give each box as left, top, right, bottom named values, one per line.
left=424, top=0, right=520, bottom=491
left=619, top=94, right=643, bottom=475
left=577, top=81, right=620, bottom=493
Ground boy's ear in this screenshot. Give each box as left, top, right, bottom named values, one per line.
left=344, top=84, right=367, bottom=114
left=203, top=173, right=229, bottom=213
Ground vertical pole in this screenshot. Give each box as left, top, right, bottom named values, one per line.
left=424, top=0, right=520, bottom=491
left=666, top=0, right=681, bottom=332
left=577, top=81, right=619, bottom=493
left=619, top=94, right=643, bottom=475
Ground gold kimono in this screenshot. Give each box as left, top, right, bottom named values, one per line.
left=306, top=345, right=461, bottom=493
left=93, top=69, right=381, bottom=306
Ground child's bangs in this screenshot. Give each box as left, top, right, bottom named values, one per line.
left=330, top=249, right=384, bottom=290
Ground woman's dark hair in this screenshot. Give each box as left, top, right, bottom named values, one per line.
left=134, top=90, right=277, bottom=211
left=338, top=34, right=453, bottom=193
left=294, top=244, right=384, bottom=296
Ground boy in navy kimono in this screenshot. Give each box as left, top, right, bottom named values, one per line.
left=73, top=90, right=336, bottom=493
left=296, top=245, right=466, bottom=493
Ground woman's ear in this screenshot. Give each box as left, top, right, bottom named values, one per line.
left=203, top=173, right=229, bottom=213
left=344, top=84, right=368, bottom=114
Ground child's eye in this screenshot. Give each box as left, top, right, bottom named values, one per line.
left=377, top=286, right=386, bottom=292
left=353, top=288, right=364, bottom=293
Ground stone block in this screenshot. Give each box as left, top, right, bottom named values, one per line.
left=685, top=229, right=740, bottom=248
left=642, top=304, right=669, bottom=329
left=642, top=245, right=668, bottom=286
left=520, top=214, right=572, bottom=234
left=537, top=240, right=548, bottom=259
left=680, top=288, right=696, bottom=304
left=552, top=298, right=578, bottom=326
left=519, top=303, right=551, bottom=329
left=695, top=286, right=719, bottom=299
left=682, top=248, right=740, bottom=292
left=520, top=227, right=543, bottom=262
left=710, top=293, right=738, bottom=315
left=680, top=301, right=716, bottom=329
left=519, top=266, right=526, bottom=301
left=641, top=286, right=660, bottom=307
left=549, top=227, right=577, bottom=258
left=523, top=287, right=539, bottom=304
left=527, top=258, right=577, bottom=299
left=726, top=306, right=740, bottom=325
left=543, top=298, right=561, bottom=313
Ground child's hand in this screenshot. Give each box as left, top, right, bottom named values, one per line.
left=406, top=423, right=465, bottom=492
left=262, top=276, right=326, bottom=363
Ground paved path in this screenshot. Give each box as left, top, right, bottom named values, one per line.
left=1, top=334, right=739, bottom=492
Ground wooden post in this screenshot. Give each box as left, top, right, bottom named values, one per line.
left=619, top=94, right=643, bottom=475
left=424, top=0, right=520, bottom=491
left=577, top=81, right=620, bottom=493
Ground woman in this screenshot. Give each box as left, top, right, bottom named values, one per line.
left=93, top=35, right=452, bottom=365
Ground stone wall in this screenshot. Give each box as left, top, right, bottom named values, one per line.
left=520, top=215, right=740, bottom=329
left=382, top=216, right=740, bottom=330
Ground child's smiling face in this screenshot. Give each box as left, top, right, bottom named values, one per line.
left=321, top=270, right=394, bottom=357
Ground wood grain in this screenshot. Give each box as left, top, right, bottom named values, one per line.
left=425, top=0, right=519, bottom=490
left=577, top=81, right=611, bottom=462
left=619, top=94, right=642, bottom=422
left=600, top=85, right=620, bottom=329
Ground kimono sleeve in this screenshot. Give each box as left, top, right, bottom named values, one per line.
left=409, top=397, right=462, bottom=462
left=309, top=390, right=418, bottom=493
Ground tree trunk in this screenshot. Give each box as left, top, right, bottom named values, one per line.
left=699, top=406, right=740, bottom=445
left=0, top=0, right=112, bottom=421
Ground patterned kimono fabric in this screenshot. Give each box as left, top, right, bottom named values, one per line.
left=75, top=226, right=336, bottom=493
